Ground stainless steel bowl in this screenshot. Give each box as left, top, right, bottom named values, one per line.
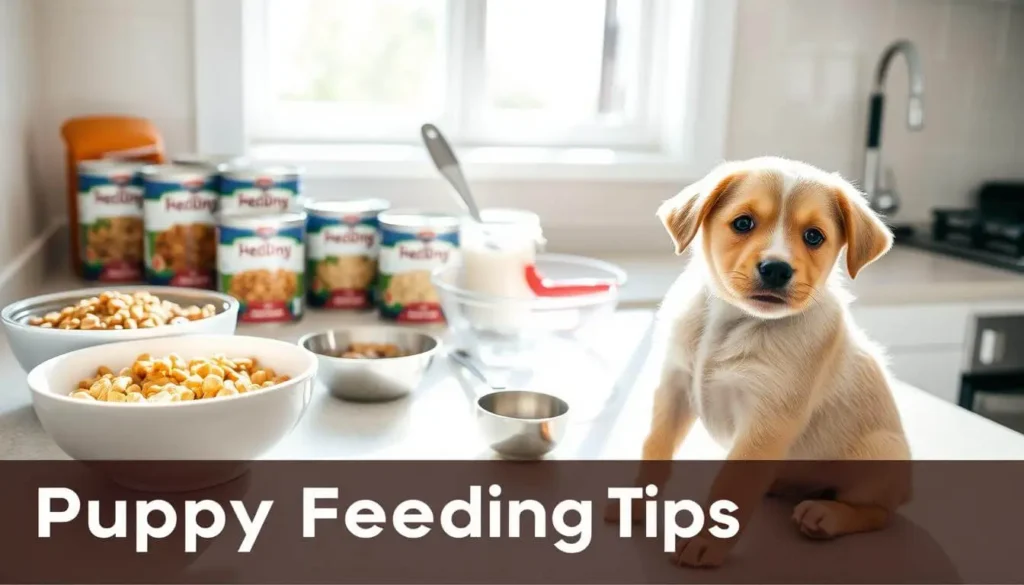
left=1, top=286, right=239, bottom=373
left=476, top=390, right=570, bottom=459
left=298, top=327, right=441, bottom=402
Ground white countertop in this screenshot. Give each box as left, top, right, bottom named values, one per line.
left=3, top=292, right=1023, bottom=460
left=608, top=245, right=1024, bottom=309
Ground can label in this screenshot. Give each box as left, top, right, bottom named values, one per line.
left=220, top=175, right=299, bottom=214
left=375, top=225, right=459, bottom=322
left=307, top=213, right=380, bottom=309
left=78, top=171, right=144, bottom=282
left=218, top=223, right=305, bottom=322
left=144, top=176, right=218, bottom=288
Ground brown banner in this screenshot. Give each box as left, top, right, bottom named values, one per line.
left=0, top=460, right=1021, bottom=584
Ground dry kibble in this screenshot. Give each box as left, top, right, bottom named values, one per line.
left=217, top=385, right=239, bottom=398
left=69, top=353, right=287, bottom=404
left=335, top=343, right=406, bottom=360
left=27, top=291, right=217, bottom=331
left=202, top=375, right=223, bottom=396
left=147, top=391, right=173, bottom=403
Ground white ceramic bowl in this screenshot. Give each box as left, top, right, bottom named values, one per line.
left=28, top=335, right=317, bottom=464
left=2, top=286, right=240, bottom=372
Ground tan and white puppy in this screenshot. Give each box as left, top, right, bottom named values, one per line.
left=636, top=157, right=910, bottom=567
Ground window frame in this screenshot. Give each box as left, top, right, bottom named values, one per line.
left=193, top=0, right=737, bottom=181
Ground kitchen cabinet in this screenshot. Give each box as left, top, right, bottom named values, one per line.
left=851, top=300, right=1024, bottom=404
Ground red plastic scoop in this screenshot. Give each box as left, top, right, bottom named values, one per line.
left=524, top=264, right=615, bottom=297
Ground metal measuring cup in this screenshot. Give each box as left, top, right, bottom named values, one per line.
left=448, top=350, right=569, bottom=460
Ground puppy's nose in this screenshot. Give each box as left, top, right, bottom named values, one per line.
left=757, top=260, right=793, bottom=289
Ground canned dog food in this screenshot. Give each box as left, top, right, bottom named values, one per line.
left=219, top=164, right=301, bottom=214
left=77, top=160, right=145, bottom=282
left=306, top=199, right=391, bottom=310
left=172, top=153, right=247, bottom=168
left=218, top=212, right=306, bottom=323
left=171, top=154, right=245, bottom=194
left=141, top=164, right=218, bottom=288
left=375, top=211, right=460, bottom=323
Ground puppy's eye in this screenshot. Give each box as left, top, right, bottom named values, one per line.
left=803, top=228, right=825, bottom=247
left=731, top=215, right=755, bottom=233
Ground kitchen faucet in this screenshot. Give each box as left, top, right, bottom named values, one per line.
left=863, top=39, right=924, bottom=218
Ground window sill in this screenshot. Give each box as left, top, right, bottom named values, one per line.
left=248, top=143, right=704, bottom=183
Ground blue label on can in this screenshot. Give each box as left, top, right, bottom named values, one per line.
left=375, top=224, right=460, bottom=322
left=217, top=223, right=306, bottom=322
left=143, top=174, right=219, bottom=288
left=220, top=176, right=300, bottom=214
left=78, top=170, right=144, bottom=282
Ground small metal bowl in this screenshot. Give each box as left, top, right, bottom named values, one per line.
left=476, top=390, right=570, bottom=459
left=298, top=327, right=441, bottom=402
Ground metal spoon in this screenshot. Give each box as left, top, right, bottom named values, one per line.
left=448, top=350, right=569, bottom=460
left=421, top=124, right=483, bottom=223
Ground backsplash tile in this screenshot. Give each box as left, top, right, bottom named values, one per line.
left=727, top=0, right=1024, bottom=223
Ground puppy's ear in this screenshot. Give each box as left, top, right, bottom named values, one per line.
left=657, top=166, right=746, bottom=255
left=833, top=179, right=893, bottom=278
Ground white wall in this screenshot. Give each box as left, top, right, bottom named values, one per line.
left=31, top=0, right=195, bottom=219
left=0, top=0, right=43, bottom=264
left=27, top=0, right=1024, bottom=254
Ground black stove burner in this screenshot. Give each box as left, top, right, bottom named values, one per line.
left=933, top=207, right=1024, bottom=258
left=897, top=182, right=1024, bottom=273
left=898, top=225, right=1024, bottom=274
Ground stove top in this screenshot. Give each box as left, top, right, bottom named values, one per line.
left=895, top=182, right=1024, bottom=274
left=896, top=217, right=1024, bottom=275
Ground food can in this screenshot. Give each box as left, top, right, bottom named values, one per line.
left=217, top=211, right=306, bottom=323
left=219, top=164, right=301, bottom=214
left=375, top=210, right=460, bottom=323
left=171, top=153, right=248, bottom=168
left=171, top=153, right=246, bottom=194
left=77, top=160, right=145, bottom=282
left=305, top=199, right=391, bottom=310
left=141, top=164, right=219, bottom=288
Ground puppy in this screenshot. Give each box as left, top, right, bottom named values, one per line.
left=634, top=157, right=910, bottom=567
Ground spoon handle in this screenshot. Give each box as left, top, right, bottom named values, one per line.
left=448, top=350, right=506, bottom=396
left=421, top=124, right=483, bottom=222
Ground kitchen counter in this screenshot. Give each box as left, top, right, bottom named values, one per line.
left=2, top=271, right=1023, bottom=460
left=608, top=245, right=1024, bottom=309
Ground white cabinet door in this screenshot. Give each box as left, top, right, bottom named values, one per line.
left=850, top=305, right=971, bottom=349
left=885, top=349, right=964, bottom=404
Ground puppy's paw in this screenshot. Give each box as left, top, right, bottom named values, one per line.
left=603, top=498, right=645, bottom=525
left=671, top=535, right=729, bottom=568
left=792, top=500, right=841, bottom=539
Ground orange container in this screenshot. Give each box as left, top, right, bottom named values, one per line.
left=60, top=116, right=166, bottom=277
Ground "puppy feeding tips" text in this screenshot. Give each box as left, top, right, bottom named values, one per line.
left=37, top=485, right=739, bottom=554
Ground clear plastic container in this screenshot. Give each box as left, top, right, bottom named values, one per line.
left=460, top=208, right=544, bottom=300
left=460, top=209, right=544, bottom=332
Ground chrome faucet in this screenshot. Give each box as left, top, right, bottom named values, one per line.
left=863, top=39, right=925, bottom=217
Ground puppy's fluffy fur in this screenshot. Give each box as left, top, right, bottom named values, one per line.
left=639, top=157, right=910, bottom=567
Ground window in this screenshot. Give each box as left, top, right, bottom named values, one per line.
left=197, top=0, right=735, bottom=177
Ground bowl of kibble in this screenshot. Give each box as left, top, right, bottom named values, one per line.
left=1, top=286, right=239, bottom=372
left=298, top=326, right=441, bottom=402
left=26, top=334, right=317, bottom=468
